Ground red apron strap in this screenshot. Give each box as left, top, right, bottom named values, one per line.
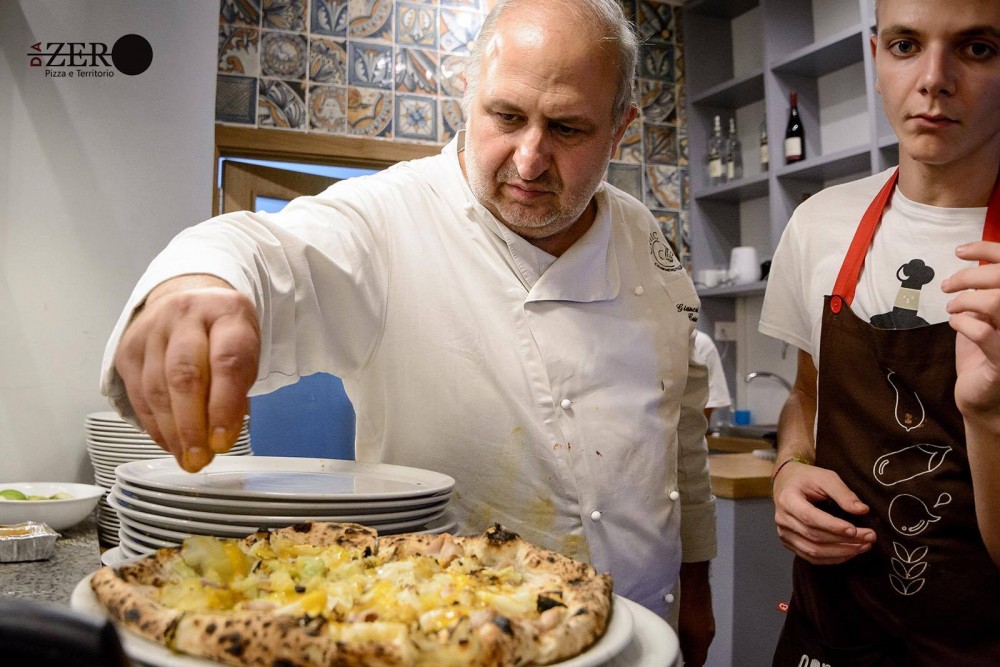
left=832, top=169, right=899, bottom=306
left=982, top=171, right=1000, bottom=257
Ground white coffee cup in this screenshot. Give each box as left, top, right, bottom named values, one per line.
left=697, top=269, right=720, bottom=288
left=729, top=246, right=760, bottom=285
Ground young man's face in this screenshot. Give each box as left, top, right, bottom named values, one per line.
left=872, top=0, right=1000, bottom=171
left=462, top=5, right=635, bottom=245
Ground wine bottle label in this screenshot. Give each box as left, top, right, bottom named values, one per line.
left=726, top=159, right=735, bottom=179
left=784, top=137, right=803, bottom=159
left=709, top=159, right=722, bottom=178
left=760, top=144, right=769, bottom=166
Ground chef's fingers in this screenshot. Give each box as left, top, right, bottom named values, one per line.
left=163, top=322, right=214, bottom=472
left=205, top=313, right=260, bottom=453
left=115, top=321, right=163, bottom=447
left=140, top=325, right=184, bottom=462
left=943, top=243, right=1000, bottom=294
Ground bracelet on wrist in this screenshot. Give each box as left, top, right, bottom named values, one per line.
left=771, top=455, right=813, bottom=493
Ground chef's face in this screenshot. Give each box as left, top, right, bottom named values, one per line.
left=462, top=4, right=635, bottom=246
left=872, top=0, right=1000, bottom=171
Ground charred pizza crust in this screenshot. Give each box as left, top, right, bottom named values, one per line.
left=91, top=522, right=613, bottom=666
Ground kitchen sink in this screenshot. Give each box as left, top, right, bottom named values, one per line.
left=716, top=424, right=778, bottom=441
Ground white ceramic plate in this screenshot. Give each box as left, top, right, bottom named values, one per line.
left=107, top=492, right=450, bottom=537
left=115, top=457, right=455, bottom=501
left=72, top=576, right=636, bottom=667
left=114, top=478, right=451, bottom=514
left=109, top=485, right=450, bottom=524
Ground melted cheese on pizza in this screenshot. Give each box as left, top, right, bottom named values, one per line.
left=154, top=535, right=556, bottom=632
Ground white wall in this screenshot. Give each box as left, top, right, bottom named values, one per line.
left=0, top=1, right=217, bottom=482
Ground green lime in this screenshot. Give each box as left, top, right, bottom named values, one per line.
left=0, top=489, right=27, bottom=500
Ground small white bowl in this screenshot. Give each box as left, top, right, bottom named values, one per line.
left=0, top=482, right=104, bottom=531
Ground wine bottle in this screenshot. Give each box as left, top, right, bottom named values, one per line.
left=784, top=92, right=804, bottom=163
left=759, top=117, right=769, bottom=172
left=708, top=115, right=725, bottom=186
left=726, top=117, right=743, bottom=181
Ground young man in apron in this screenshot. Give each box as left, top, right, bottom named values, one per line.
left=760, top=0, right=1000, bottom=663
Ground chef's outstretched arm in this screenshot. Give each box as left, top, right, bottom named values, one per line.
left=943, top=240, right=1000, bottom=566
left=113, top=274, right=260, bottom=472
left=771, top=349, right=877, bottom=564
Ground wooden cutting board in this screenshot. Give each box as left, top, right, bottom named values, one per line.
left=708, top=453, right=775, bottom=499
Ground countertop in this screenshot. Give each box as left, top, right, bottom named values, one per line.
left=708, top=452, right=775, bottom=499
left=0, top=511, right=102, bottom=605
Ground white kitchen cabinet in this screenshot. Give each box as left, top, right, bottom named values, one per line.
left=683, top=0, right=896, bottom=419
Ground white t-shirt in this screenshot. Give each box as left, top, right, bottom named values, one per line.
left=694, top=331, right=731, bottom=409
left=760, top=168, right=986, bottom=361
left=100, top=135, right=716, bottom=616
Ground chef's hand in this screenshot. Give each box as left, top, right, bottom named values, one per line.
left=772, top=461, right=876, bottom=565
left=943, top=241, right=1000, bottom=418
left=677, top=560, right=714, bottom=667
left=114, top=275, right=260, bottom=473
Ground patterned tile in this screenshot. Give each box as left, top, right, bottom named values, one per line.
left=395, top=94, right=438, bottom=141
left=261, top=31, right=307, bottom=79
left=263, top=0, right=306, bottom=31
left=639, top=43, right=674, bottom=82
left=606, top=162, right=643, bottom=201
left=309, top=37, right=348, bottom=84
left=397, top=2, right=438, bottom=48
left=216, top=74, right=258, bottom=124
left=439, top=8, right=481, bottom=54
left=219, top=26, right=259, bottom=77
left=349, top=0, right=393, bottom=41
left=645, top=164, right=682, bottom=209
left=673, top=50, right=685, bottom=89
left=677, top=125, right=688, bottom=167
left=439, top=54, right=469, bottom=97
left=639, top=79, right=676, bottom=125
left=673, top=5, right=684, bottom=46
left=439, top=97, right=465, bottom=142
left=311, top=0, right=349, bottom=37
left=395, top=47, right=438, bottom=95
left=258, top=78, right=307, bottom=128
left=637, top=0, right=675, bottom=45
left=441, top=0, right=482, bottom=8
left=220, top=0, right=260, bottom=27
left=643, top=123, right=678, bottom=165
left=614, top=121, right=643, bottom=164
left=675, top=83, right=686, bottom=126
left=347, top=86, right=393, bottom=137
left=349, top=41, right=393, bottom=89
left=309, top=84, right=348, bottom=132
left=681, top=167, right=690, bottom=209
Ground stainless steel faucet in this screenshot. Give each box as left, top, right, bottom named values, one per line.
left=745, top=371, right=792, bottom=393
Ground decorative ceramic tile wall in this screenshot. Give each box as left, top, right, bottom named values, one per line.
left=216, top=0, right=689, bottom=262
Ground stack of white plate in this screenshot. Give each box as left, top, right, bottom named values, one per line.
left=103, top=456, right=456, bottom=562
left=86, top=411, right=251, bottom=547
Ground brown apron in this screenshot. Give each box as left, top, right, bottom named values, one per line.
left=773, top=169, right=1000, bottom=666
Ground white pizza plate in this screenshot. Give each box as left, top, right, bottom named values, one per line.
left=109, top=484, right=450, bottom=525
left=115, top=457, right=455, bottom=501
left=114, top=477, right=451, bottom=514
left=72, top=574, right=655, bottom=667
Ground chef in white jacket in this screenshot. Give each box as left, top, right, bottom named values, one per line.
left=100, top=0, right=718, bottom=662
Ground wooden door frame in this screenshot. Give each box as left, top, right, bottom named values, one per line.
left=213, top=125, right=443, bottom=214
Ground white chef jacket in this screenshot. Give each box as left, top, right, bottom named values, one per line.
left=101, top=134, right=717, bottom=616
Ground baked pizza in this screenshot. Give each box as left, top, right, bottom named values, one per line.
left=90, top=522, right=613, bottom=666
